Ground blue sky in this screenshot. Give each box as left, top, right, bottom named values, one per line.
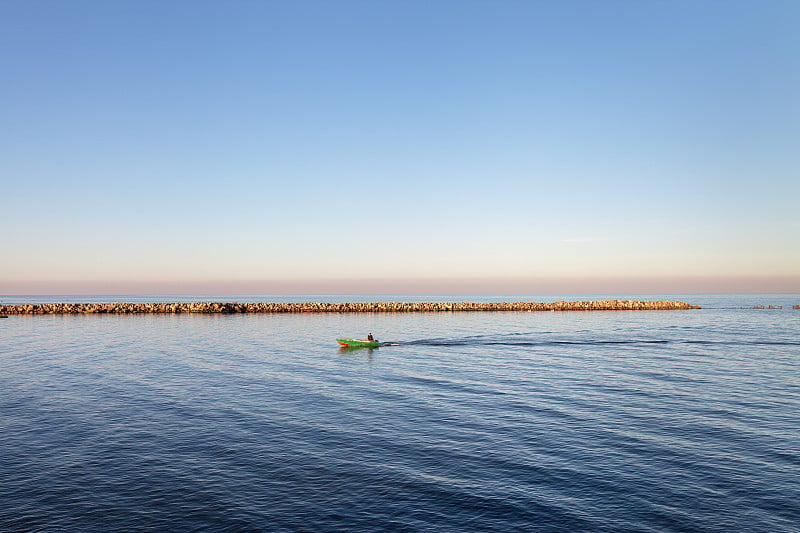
left=2, top=0, right=798, bottom=294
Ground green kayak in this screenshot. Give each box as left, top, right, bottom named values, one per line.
left=337, top=338, right=380, bottom=348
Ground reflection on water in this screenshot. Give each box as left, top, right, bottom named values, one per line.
left=338, top=345, right=376, bottom=356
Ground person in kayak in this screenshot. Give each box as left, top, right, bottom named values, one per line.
left=367, top=333, right=375, bottom=341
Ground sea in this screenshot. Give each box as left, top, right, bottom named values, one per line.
left=1, top=294, right=798, bottom=532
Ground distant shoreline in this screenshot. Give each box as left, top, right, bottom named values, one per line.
left=0, top=300, right=700, bottom=315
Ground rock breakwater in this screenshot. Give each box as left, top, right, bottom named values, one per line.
left=0, top=300, right=699, bottom=315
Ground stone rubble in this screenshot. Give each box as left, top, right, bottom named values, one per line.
left=0, top=300, right=700, bottom=315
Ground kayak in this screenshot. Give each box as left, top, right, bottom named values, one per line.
left=336, top=338, right=380, bottom=348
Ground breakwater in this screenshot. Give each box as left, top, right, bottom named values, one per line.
left=0, top=300, right=699, bottom=315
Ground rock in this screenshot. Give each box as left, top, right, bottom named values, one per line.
left=0, top=300, right=700, bottom=315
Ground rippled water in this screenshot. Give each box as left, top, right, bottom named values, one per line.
left=1, top=295, right=798, bottom=532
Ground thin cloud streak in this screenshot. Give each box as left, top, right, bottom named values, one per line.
left=561, top=237, right=610, bottom=244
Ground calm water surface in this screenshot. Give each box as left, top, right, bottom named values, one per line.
left=1, top=295, right=798, bottom=532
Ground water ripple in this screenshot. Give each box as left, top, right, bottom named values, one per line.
left=1, top=304, right=798, bottom=531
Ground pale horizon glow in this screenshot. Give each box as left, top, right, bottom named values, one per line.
left=3, top=276, right=798, bottom=297
left=2, top=1, right=798, bottom=295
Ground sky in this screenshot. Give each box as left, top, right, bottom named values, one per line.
left=1, top=0, right=798, bottom=295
